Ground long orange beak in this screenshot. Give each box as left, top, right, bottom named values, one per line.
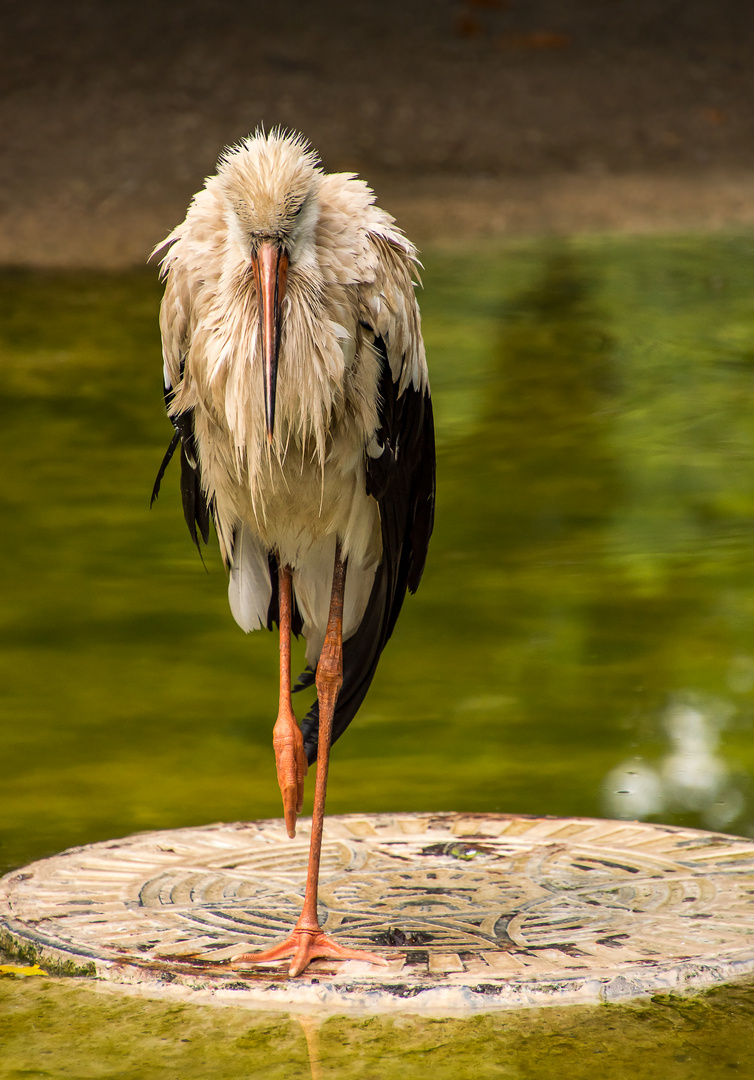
left=251, top=242, right=289, bottom=440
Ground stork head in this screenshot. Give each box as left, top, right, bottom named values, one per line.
left=217, top=130, right=322, bottom=439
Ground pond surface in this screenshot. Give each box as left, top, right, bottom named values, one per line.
left=3, top=235, right=754, bottom=1074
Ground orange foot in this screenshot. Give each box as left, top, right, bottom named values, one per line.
left=235, top=928, right=389, bottom=978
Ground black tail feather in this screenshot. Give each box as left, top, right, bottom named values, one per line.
left=180, top=442, right=210, bottom=550
left=150, top=431, right=180, bottom=507
left=152, top=397, right=213, bottom=557
left=293, top=666, right=317, bottom=693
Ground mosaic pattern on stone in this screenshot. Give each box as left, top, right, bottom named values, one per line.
left=3, top=813, right=754, bottom=1008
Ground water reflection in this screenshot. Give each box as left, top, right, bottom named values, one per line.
left=2, top=237, right=754, bottom=872
left=430, top=251, right=625, bottom=789
left=423, top=237, right=754, bottom=835
left=3, top=238, right=754, bottom=1077
left=2, top=972, right=754, bottom=1078
left=604, top=694, right=746, bottom=830
left=453, top=250, right=621, bottom=543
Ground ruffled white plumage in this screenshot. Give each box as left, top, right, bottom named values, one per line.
left=155, top=130, right=428, bottom=662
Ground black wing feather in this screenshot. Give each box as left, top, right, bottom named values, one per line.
left=301, top=335, right=435, bottom=764
left=152, top=372, right=211, bottom=552
left=150, top=430, right=180, bottom=506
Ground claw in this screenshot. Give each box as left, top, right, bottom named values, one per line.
left=235, top=927, right=390, bottom=977
left=273, top=708, right=307, bottom=837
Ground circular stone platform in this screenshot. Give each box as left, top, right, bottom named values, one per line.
left=3, top=812, right=754, bottom=1012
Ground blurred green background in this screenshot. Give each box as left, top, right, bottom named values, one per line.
left=4, top=236, right=754, bottom=878
left=3, top=234, right=754, bottom=1075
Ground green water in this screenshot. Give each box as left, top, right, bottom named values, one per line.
left=3, top=235, right=754, bottom=1073
left=2, top=978, right=754, bottom=1078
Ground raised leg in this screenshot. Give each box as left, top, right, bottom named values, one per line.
left=236, top=541, right=387, bottom=976
left=272, top=564, right=307, bottom=838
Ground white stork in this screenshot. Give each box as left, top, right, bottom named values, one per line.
left=152, top=129, right=435, bottom=976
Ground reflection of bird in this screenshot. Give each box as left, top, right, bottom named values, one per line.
left=152, top=130, right=435, bottom=975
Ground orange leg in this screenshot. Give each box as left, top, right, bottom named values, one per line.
left=272, top=564, right=307, bottom=839
left=236, top=541, right=387, bottom=976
